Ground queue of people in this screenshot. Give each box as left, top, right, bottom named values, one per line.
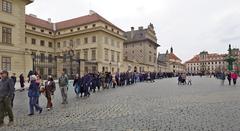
left=0, top=69, right=238, bottom=127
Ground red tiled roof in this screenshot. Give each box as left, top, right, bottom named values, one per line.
left=185, top=55, right=200, bottom=63
left=169, top=53, right=181, bottom=61
left=56, top=13, right=123, bottom=31
left=25, top=14, right=54, bottom=30
left=25, top=12, right=123, bottom=32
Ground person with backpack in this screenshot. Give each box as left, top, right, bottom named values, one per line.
left=44, top=76, right=56, bottom=111
left=0, top=71, right=15, bottom=126
left=28, top=75, right=42, bottom=116
left=220, top=72, right=226, bottom=86
left=58, top=70, right=69, bottom=104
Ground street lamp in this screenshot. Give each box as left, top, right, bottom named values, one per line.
left=31, top=52, right=36, bottom=72
left=68, top=49, right=74, bottom=79
left=109, top=62, right=112, bottom=73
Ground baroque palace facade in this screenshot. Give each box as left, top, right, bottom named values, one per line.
left=0, top=0, right=163, bottom=79
left=185, top=51, right=228, bottom=74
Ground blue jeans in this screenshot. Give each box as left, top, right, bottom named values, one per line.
left=29, top=97, right=42, bottom=114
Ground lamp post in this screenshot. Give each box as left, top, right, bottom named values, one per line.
left=68, top=49, right=74, bottom=79
left=225, top=44, right=237, bottom=72
left=109, top=62, right=112, bottom=73
left=31, top=53, right=36, bottom=72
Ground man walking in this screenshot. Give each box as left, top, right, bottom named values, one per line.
left=0, top=71, right=15, bottom=127
left=58, top=70, right=69, bottom=104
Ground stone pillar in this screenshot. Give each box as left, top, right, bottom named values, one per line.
left=24, top=51, right=33, bottom=77
left=80, top=61, right=85, bottom=77
left=56, top=58, right=63, bottom=78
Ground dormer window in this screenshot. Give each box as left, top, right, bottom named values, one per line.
left=77, top=27, right=80, bottom=30
left=41, top=29, right=44, bottom=33
left=32, top=27, right=36, bottom=30
left=85, top=26, right=88, bottom=29
left=92, top=24, right=96, bottom=27
left=70, top=29, right=73, bottom=32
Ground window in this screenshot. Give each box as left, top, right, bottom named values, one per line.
left=105, top=25, right=108, bottom=29
left=104, top=37, right=108, bottom=44
left=63, top=54, right=67, bottom=62
left=58, top=32, right=61, bottom=35
left=25, top=37, right=27, bottom=43
left=2, top=27, right=12, bottom=44
left=48, top=54, right=53, bottom=63
left=92, top=36, right=96, bottom=43
left=77, top=27, right=80, bottom=30
left=70, top=29, right=73, bottom=32
left=117, top=42, right=120, bottom=48
left=31, top=38, right=36, bottom=45
left=41, top=29, right=44, bottom=33
left=117, top=52, right=120, bottom=62
left=84, top=26, right=88, bottom=29
left=69, top=40, right=73, bottom=47
left=92, top=66, right=97, bottom=73
left=117, top=31, right=119, bottom=34
left=40, top=53, right=45, bottom=62
left=2, top=57, right=11, bottom=71
left=83, top=49, right=88, bottom=60
left=104, top=49, right=109, bottom=61
left=48, top=42, right=53, bottom=48
left=111, top=50, right=115, bottom=62
left=84, top=66, right=88, bottom=73
left=91, top=49, right=96, bottom=60
left=92, top=24, right=96, bottom=27
left=32, top=27, right=36, bottom=30
left=57, top=42, right=60, bottom=48
left=2, top=0, right=12, bottom=13
left=49, top=32, right=52, bottom=35
left=111, top=39, right=114, bottom=46
left=63, top=41, right=66, bottom=47
left=84, top=37, right=88, bottom=44
left=149, top=55, right=152, bottom=62
left=48, top=68, right=52, bottom=75
left=76, top=38, right=80, bottom=45
left=40, top=40, right=45, bottom=46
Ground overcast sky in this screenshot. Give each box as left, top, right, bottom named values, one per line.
left=26, top=0, right=240, bottom=62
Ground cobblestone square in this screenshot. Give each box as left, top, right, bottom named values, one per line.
left=1, top=77, right=240, bottom=131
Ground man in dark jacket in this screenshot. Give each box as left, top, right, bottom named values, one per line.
left=0, top=71, right=15, bottom=126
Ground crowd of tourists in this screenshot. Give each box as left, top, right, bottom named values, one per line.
left=216, top=71, right=239, bottom=86
left=0, top=68, right=238, bottom=127
left=0, top=69, right=177, bottom=127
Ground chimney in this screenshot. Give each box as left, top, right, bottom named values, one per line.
left=89, top=10, right=96, bottom=15
left=138, top=26, right=143, bottom=30
left=29, top=14, right=37, bottom=18
left=48, top=18, right=51, bottom=23
left=53, top=23, right=56, bottom=31
left=130, top=27, right=134, bottom=39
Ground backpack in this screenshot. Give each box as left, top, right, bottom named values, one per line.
left=59, top=76, right=68, bottom=87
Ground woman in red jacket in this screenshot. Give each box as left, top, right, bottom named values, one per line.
left=231, top=72, right=238, bottom=86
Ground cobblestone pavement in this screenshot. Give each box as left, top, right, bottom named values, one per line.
left=1, top=77, right=240, bottom=131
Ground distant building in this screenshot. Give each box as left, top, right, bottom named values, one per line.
left=185, top=51, right=228, bottom=74
left=123, top=24, right=160, bottom=72
left=157, top=47, right=185, bottom=73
